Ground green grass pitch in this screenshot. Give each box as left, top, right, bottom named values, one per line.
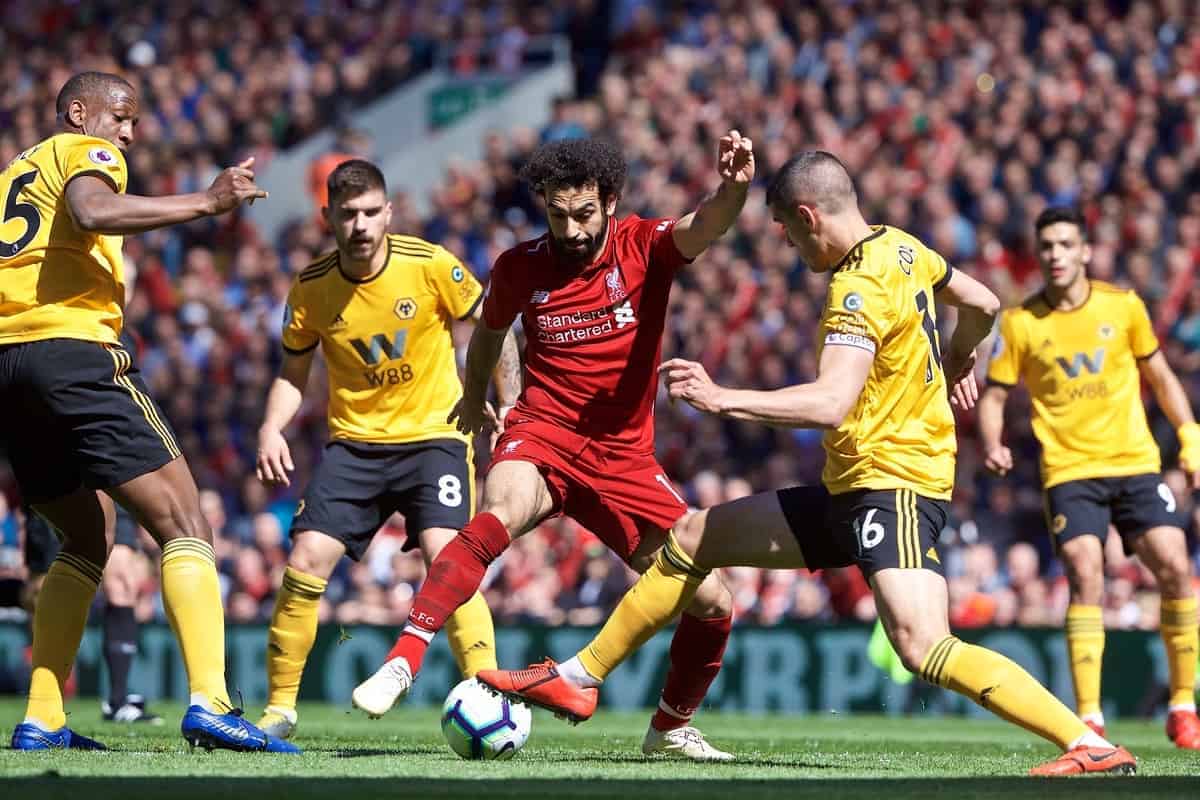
left=1, top=699, right=1197, bottom=798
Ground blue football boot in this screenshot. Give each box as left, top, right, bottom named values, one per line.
left=180, top=705, right=300, bottom=753
left=11, top=721, right=107, bottom=750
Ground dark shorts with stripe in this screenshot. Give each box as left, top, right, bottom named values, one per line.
left=0, top=337, right=179, bottom=505
left=777, top=485, right=949, bottom=578
left=1044, top=473, right=1184, bottom=554
left=291, top=438, right=473, bottom=561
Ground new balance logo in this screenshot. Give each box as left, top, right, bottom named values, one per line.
left=532, top=290, right=551, bottom=304
left=1056, top=349, right=1105, bottom=379
left=503, top=439, right=523, bottom=454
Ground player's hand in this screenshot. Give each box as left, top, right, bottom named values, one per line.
left=256, top=426, right=294, bottom=487
left=1177, top=422, right=1200, bottom=489
left=659, top=358, right=725, bottom=415
left=448, top=395, right=497, bottom=437
left=206, top=157, right=269, bottom=215
left=984, top=444, right=1014, bottom=477
left=717, top=130, right=755, bottom=186
left=943, top=350, right=978, bottom=410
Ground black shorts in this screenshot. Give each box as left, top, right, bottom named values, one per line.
left=291, top=438, right=473, bottom=561
left=777, top=485, right=949, bottom=578
left=1044, top=473, right=1184, bottom=553
left=21, top=504, right=141, bottom=574
left=0, top=338, right=179, bottom=504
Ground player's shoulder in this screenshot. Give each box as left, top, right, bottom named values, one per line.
left=387, top=233, right=440, bottom=261
left=298, top=249, right=340, bottom=285
left=496, top=233, right=552, bottom=270
left=614, top=213, right=673, bottom=241
left=1089, top=279, right=1140, bottom=304
left=51, top=133, right=126, bottom=168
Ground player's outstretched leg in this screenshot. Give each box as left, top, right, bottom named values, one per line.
left=1131, top=525, right=1200, bottom=749
left=354, top=461, right=550, bottom=718
left=12, top=491, right=110, bottom=751
left=871, top=569, right=1135, bottom=777
left=478, top=527, right=710, bottom=723
left=352, top=511, right=509, bottom=717
left=111, top=461, right=298, bottom=753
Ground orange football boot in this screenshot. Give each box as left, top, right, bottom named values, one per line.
left=477, top=659, right=598, bottom=723
left=1166, top=709, right=1200, bottom=750
left=1029, top=746, right=1136, bottom=776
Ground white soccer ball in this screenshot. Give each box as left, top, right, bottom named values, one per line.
left=440, top=678, right=532, bottom=760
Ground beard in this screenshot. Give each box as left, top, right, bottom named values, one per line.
left=549, top=210, right=609, bottom=266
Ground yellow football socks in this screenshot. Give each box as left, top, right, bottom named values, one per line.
left=265, top=566, right=327, bottom=710
left=921, top=635, right=1089, bottom=750
left=1161, top=596, right=1199, bottom=708
left=1065, top=604, right=1105, bottom=719
left=24, top=554, right=101, bottom=730
left=445, top=591, right=498, bottom=677
left=161, top=538, right=231, bottom=709
left=577, top=534, right=709, bottom=680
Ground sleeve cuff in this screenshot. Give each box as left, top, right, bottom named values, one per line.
left=282, top=341, right=318, bottom=355
left=457, top=293, right=484, bottom=321
left=932, top=264, right=954, bottom=293
left=65, top=169, right=122, bottom=193
left=985, top=377, right=1015, bottom=388
left=1134, top=347, right=1159, bottom=361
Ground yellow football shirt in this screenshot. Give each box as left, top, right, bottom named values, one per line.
left=818, top=225, right=957, bottom=500
left=283, top=235, right=484, bottom=444
left=986, top=281, right=1160, bottom=487
left=0, top=133, right=128, bottom=345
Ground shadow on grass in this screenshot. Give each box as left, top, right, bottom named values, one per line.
left=6, top=777, right=1198, bottom=800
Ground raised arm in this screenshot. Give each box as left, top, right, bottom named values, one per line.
left=670, top=130, right=755, bottom=260
left=661, top=343, right=872, bottom=429
left=1139, top=351, right=1200, bottom=486
left=65, top=157, right=267, bottom=236
left=256, top=349, right=315, bottom=487
left=936, top=268, right=1001, bottom=410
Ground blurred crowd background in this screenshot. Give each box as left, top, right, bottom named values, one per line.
left=2, top=0, right=1200, bottom=634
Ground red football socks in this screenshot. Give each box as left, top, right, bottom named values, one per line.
left=386, top=512, right=511, bottom=674
left=652, top=612, right=732, bottom=731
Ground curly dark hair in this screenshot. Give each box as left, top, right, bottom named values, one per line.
left=518, top=138, right=627, bottom=202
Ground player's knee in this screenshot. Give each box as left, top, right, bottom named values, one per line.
left=889, top=625, right=942, bottom=674
left=670, top=510, right=706, bottom=560
left=1063, top=555, right=1104, bottom=602
left=1155, top=550, right=1194, bottom=596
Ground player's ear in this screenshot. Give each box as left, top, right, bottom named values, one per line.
left=384, top=201, right=393, bottom=229
left=1080, top=239, right=1092, bottom=266
left=797, top=204, right=817, bottom=231
left=603, top=193, right=618, bottom=217
left=66, top=98, right=88, bottom=130
left=321, top=205, right=332, bottom=227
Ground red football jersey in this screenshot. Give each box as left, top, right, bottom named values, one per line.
left=483, top=214, right=690, bottom=453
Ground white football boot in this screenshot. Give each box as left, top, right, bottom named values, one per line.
left=352, top=656, right=413, bottom=718
left=642, top=724, right=735, bottom=762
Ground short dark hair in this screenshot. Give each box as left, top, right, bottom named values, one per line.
left=519, top=138, right=626, bottom=202
left=56, top=71, right=136, bottom=116
left=326, top=159, right=386, bottom=205
left=766, top=150, right=856, bottom=214
left=1035, top=206, right=1087, bottom=239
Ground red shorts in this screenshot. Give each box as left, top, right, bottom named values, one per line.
left=490, top=420, right=688, bottom=562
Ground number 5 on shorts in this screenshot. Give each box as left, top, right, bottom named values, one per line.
left=857, top=508, right=886, bottom=550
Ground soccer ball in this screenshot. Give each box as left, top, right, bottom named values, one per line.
left=440, top=678, right=532, bottom=760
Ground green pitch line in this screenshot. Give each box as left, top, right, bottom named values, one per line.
left=1, top=699, right=1197, bottom=798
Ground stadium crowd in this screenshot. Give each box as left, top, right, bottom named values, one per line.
left=2, top=0, right=1200, bottom=634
